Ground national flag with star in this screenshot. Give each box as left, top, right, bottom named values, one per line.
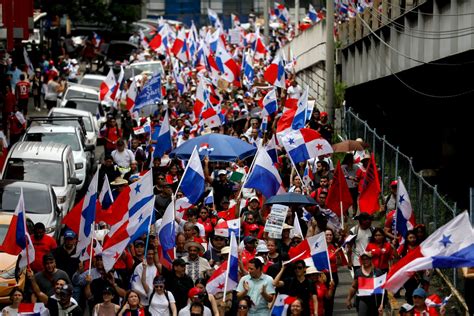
left=175, top=197, right=193, bottom=220
left=95, top=174, right=114, bottom=221
left=292, top=86, right=309, bottom=130
left=172, top=28, right=190, bottom=63
left=156, top=200, right=176, bottom=270
left=62, top=169, right=99, bottom=255
left=244, top=149, right=284, bottom=199
left=280, top=128, right=333, bottom=164
left=149, top=23, right=169, bottom=52
left=231, top=13, right=240, bottom=28
left=308, top=4, right=318, bottom=23
left=207, top=8, right=219, bottom=26
left=358, top=153, right=381, bottom=215
left=274, top=2, right=290, bottom=23
left=214, top=218, right=240, bottom=237
left=223, top=232, right=239, bottom=294
left=101, top=171, right=155, bottom=271
left=242, top=52, right=255, bottom=89
left=92, top=32, right=102, bottom=48
left=194, top=79, right=206, bottom=119
left=17, top=302, right=48, bottom=316
left=201, top=105, right=221, bottom=129
left=100, top=68, right=116, bottom=102
left=264, top=52, right=286, bottom=88
left=215, top=43, right=240, bottom=86
left=394, top=177, right=416, bottom=238
left=262, top=88, right=278, bottom=116
left=383, top=211, right=474, bottom=292
left=178, top=146, right=206, bottom=205
left=252, top=36, right=267, bottom=60
left=358, top=273, right=386, bottom=296
left=0, top=188, right=35, bottom=269
left=204, top=189, right=214, bottom=205
left=287, top=232, right=331, bottom=271
left=126, top=76, right=138, bottom=111
left=265, top=134, right=279, bottom=164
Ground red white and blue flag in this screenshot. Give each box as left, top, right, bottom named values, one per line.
left=244, top=149, right=284, bottom=199
left=288, top=232, right=331, bottom=271
left=0, top=188, right=35, bottom=269
left=214, top=218, right=240, bottom=238
left=308, top=4, right=318, bottom=22
left=280, top=128, right=333, bottom=164
left=172, top=28, right=189, bottom=63
left=271, top=294, right=297, bottom=316
left=264, top=52, right=286, bottom=88
left=215, top=44, right=240, bottom=86
left=157, top=200, right=176, bottom=270
left=252, top=36, right=267, bottom=60
left=292, top=86, right=309, bottom=130
left=100, top=68, right=116, bottom=102
left=101, top=171, right=155, bottom=271
left=358, top=273, right=386, bottom=296
left=154, top=110, right=172, bottom=158
left=262, top=88, right=278, bottom=116
left=62, top=169, right=99, bottom=256
left=18, top=302, right=48, bottom=316
left=384, top=211, right=474, bottom=292
left=394, top=177, right=416, bottom=239
left=178, top=146, right=205, bottom=205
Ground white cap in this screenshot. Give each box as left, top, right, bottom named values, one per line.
left=218, top=170, right=227, bottom=175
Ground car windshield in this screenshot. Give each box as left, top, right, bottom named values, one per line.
left=51, top=112, right=93, bottom=132
left=0, top=186, right=52, bottom=214
left=130, top=62, right=163, bottom=76
left=3, top=159, right=64, bottom=187
left=65, top=89, right=98, bottom=101
left=23, top=133, right=81, bottom=151
left=80, top=78, right=103, bottom=89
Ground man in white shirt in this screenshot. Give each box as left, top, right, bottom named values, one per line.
left=287, top=80, right=303, bottom=99
left=131, top=247, right=158, bottom=307
left=111, top=139, right=135, bottom=168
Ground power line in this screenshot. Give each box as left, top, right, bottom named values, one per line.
left=387, top=2, right=474, bottom=17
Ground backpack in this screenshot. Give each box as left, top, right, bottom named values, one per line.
left=147, top=290, right=172, bottom=315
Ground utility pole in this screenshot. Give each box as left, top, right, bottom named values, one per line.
left=295, top=0, right=300, bottom=36
left=326, top=0, right=335, bottom=122
left=264, top=0, right=270, bottom=44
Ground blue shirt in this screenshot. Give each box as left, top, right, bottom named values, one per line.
left=237, top=273, right=275, bottom=316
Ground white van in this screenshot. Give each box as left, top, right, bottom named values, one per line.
left=1, top=142, right=80, bottom=213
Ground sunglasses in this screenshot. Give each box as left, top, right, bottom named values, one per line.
left=238, top=305, right=248, bottom=309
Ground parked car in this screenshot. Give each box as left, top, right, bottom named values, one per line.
left=1, top=142, right=80, bottom=213
left=57, top=84, right=99, bottom=108
left=79, top=74, right=106, bottom=91
left=48, top=107, right=100, bottom=146
left=0, top=180, right=60, bottom=237
left=21, top=124, right=93, bottom=190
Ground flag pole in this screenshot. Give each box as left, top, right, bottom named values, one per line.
left=324, top=237, right=333, bottom=281
left=286, top=151, right=309, bottom=193
left=144, top=202, right=156, bottom=258
left=173, top=146, right=198, bottom=200
left=393, top=176, right=400, bottom=239
left=222, top=233, right=234, bottom=302
left=88, top=222, right=95, bottom=276
left=340, top=200, right=345, bottom=230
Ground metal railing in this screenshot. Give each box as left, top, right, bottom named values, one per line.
left=343, top=107, right=469, bottom=310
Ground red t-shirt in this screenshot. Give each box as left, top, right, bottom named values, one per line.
left=414, top=307, right=439, bottom=316
left=328, top=243, right=339, bottom=273
left=241, top=248, right=256, bottom=271
left=315, top=282, right=328, bottom=316
left=16, top=81, right=31, bottom=99
left=366, top=242, right=393, bottom=270
left=30, top=235, right=58, bottom=272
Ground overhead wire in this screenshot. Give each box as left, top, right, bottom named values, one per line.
left=386, top=1, right=474, bottom=17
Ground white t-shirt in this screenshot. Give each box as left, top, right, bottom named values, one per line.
left=178, top=304, right=212, bottom=316
left=349, top=226, right=372, bottom=267
left=148, top=291, right=176, bottom=316
left=287, top=85, right=302, bottom=99
left=111, top=149, right=135, bottom=168
left=131, top=263, right=158, bottom=306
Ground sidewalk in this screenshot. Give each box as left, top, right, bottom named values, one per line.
left=333, top=268, right=358, bottom=315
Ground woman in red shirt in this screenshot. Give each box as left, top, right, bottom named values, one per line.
left=325, top=228, right=343, bottom=316
left=366, top=227, right=398, bottom=274
left=306, top=267, right=335, bottom=316
left=197, top=206, right=215, bottom=239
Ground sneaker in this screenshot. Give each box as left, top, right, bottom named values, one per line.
left=36, top=107, right=41, bottom=112
left=42, top=105, right=47, bottom=109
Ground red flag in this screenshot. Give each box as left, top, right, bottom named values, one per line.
left=326, top=161, right=353, bottom=217
left=276, top=107, right=296, bottom=133
left=358, top=153, right=381, bottom=214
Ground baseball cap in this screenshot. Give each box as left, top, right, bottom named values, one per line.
left=256, top=244, right=269, bottom=253
left=218, top=169, right=227, bottom=176
left=188, top=287, right=203, bottom=299
left=412, top=288, right=427, bottom=298
left=320, top=111, right=328, bottom=117
left=134, top=239, right=145, bottom=246
left=243, top=236, right=257, bottom=244
left=249, top=196, right=259, bottom=203
left=64, top=230, right=76, bottom=239
left=390, top=180, right=398, bottom=187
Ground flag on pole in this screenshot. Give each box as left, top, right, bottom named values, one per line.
left=153, top=110, right=172, bottom=158
left=178, top=147, right=206, bottom=204
left=264, top=52, right=286, bottom=88
left=156, top=201, right=176, bottom=270
left=244, top=149, right=284, bottom=199
left=395, top=177, right=416, bottom=238
left=325, top=161, right=353, bottom=217
left=358, top=273, right=386, bottom=296
left=358, top=153, right=381, bottom=215
left=280, top=128, right=333, bottom=164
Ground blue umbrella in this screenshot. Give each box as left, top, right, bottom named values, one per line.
left=169, top=133, right=257, bottom=162
left=264, top=192, right=317, bottom=206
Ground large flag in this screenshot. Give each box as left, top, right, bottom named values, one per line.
left=252, top=36, right=267, bottom=60
left=215, top=44, right=240, bottom=86
left=264, top=52, right=285, bottom=88
left=62, top=169, right=99, bottom=255
left=394, top=177, right=416, bottom=238
left=262, top=88, right=278, bottom=116
left=358, top=273, right=386, bottom=296
left=126, top=77, right=138, bottom=111
left=153, top=110, right=172, bottom=158
left=201, top=104, right=222, bottom=129
left=244, top=149, right=284, bottom=199
left=326, top=161, right=353, bottom=217
left=280, top=128, right=333, bottom=164
left=207, top=8, right=219, bottom=26
left=194, top=79, right=206, bottom=119
left=223, top=232, right=239, bottom=294
left=276, top=106, right=297, bottom=133
left=288, top=232, right=330, bottom=271
left=0, top=188, right=35, bottom=269
left=242, top=53, right=255, bottom=89
left=96, top=174, right=114, bottom=220
left=178, top=146, right=205, bottom=205
left=102, top=172, right=155, bottom=271
left=157, top=201, right=176, bottom=270
left=308, top=4, right=318, bottom=23
left=358, top=153, right=381, bottom=214
left=99, top=68, right=116, bottom=102
left=214, top=218, right=240, bottom=238
left=383, top=211, right=474, bottom=292
left=291, top=86, right=309, bottom=130
left=171, top=28, right=189, bottom=63
left=133, top=74, right=161, bottom=111
left=265, top=134, right=278, bottom=164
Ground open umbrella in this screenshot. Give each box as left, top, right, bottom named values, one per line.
left=264, top=192, right=317, bottom=206
left=169, top=133, right=257, bottom=162
left=332, top=140, right=365, bottom=153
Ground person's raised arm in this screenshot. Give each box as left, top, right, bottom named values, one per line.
left=26, top=269, right=48, bottom=304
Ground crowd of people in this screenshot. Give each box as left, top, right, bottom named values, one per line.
left=0, top=5, right=465, bottom=316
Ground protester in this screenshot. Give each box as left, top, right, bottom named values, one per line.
left=117, top=290, right=146, bottom=316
